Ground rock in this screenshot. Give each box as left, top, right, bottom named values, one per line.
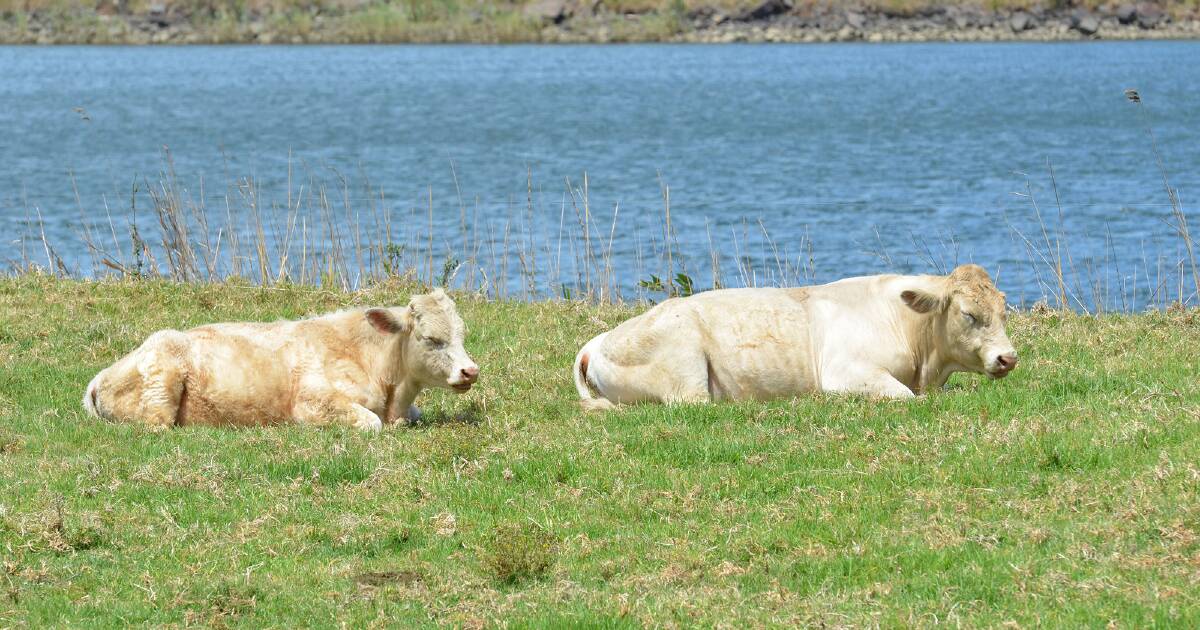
left=523, top=0, right=572, bottom=24
left=1009, top=11, right=1034, bottom=32
left=738, top=0, right=792, bottom=22
left=845, top=11, right=866, bottom=29
left=146, top=2, right=174, bottom=28
left=776, top=14, right=803, bottom=28
left=1116, top=3, right=1138, bottom=24
left=819, top=12, right=846, bottom=30
left=867, top=31, right=884, bottom=42
left=1077, top=14, right=1100, bottom=34
left=1071, top=10, right=1100, bottom=35
left=1136, top=3, right=1164, bottom=28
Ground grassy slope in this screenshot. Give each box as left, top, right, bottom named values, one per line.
left=1, top=274, right=1199, bottom=626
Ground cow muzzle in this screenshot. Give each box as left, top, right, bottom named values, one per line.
left=986, top=352, right=1018, bottom=378
left=449, top=364, right=479, bottom=392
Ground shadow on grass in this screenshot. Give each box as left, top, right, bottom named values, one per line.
left=354, top=568, right=425, bottom=587
left=406, top=401, right=485, bottom=430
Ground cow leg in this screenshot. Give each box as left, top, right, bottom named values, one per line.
left=822, top=366, right=916, bottom=399
left=344, top=403, right=384, bottom=432
left=661, top=370, right=713, bottom=404
left=293, top=392, right=383, bottom=432
left=663, top=388, right=711, bottom=404
left=387, top=381, right=424, bottom=425
left=655, top=352, right=713, bottom=404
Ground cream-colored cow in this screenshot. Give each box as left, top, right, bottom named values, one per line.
left=573, top=264, right=1017, bottom=408
left=83, top=289, right=479, bottom=431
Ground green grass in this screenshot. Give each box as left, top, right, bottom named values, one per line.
left=2, top=273, right=1199, bottom=626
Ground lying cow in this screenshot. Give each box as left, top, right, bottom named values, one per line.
left=573, top=264, right=1017, bottom=408
left=83, top=289, right=479, bottom=431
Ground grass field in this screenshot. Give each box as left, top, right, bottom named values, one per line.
left=2, top=273, right=1199, bottom=626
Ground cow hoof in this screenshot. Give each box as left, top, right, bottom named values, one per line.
left=405, top=406, right=423, bottom=425
left=357, top=415, right=383, bottom=433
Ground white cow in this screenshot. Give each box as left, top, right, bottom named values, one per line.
left=83, top=289, right=479, bottom=431
left=573, top=264, right=1017, bottom=408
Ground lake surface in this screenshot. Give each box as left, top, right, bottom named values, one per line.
left=2, top=43, right=1198, bottom=308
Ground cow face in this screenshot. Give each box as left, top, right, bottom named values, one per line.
left=901, top=264, right=1018, bottom=379
left=366, top=289, right=479, bottom=392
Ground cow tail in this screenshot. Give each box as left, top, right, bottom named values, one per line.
left=82, top=371, right=103, bottom=418
left=573, top=335, right=615, bottom=412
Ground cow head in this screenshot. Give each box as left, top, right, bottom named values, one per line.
left=900, top=264, right=1018, bottom=379
left=366, top=289, right=480, bottom=392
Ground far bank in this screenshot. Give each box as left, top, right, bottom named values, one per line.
left=1, top=0, right=1199, bottom=44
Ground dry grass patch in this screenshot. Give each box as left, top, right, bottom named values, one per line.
left=482, top=522, right=557, bottom=584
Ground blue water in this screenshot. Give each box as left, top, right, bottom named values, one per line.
left=2, top=43, right=1198, bottom=307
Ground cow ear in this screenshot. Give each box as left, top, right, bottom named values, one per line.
left=900, top=288, right=945, bottom=314
left=408, top=292, right=433, bottom=316
left=366, top=308, right=411, bottom=335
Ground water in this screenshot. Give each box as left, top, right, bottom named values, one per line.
left=2, top=43, right=1198, bottom=307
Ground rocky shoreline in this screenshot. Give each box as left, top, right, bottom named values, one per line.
left=666, top=2, right=1200, bottom=43
left=1, top=1, right=1197, bottom=44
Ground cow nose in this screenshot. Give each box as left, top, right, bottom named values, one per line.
left=460, top=366, right=479, bottom=382
left=996, top=353, right=1018, bottom=371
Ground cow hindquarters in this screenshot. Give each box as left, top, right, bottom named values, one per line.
left=574, top=333, right=616, bottom=411
left=581, top=334, right=712, bottom=406
left=82, top=371, right=104, bottom=418
left=85, top=330, right=193, bottom=429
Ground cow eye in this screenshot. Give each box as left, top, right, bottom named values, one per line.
left=426, top=338, right=447, bottom=348
left=963, top=312, right=977, bottom=325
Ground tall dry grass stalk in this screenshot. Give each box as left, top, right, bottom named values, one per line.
left=8, top=147, right=1196, bottom=312
left=7, top=90, right=1197, bottom=311
left=1126, top=88, right=1200, bottom=303
left=14, top=148, right=814, bottom=303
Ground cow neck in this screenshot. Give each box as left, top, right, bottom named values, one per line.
left=362, top=324, right=405, bottom=393
left=372, top=330, right=409, bottom=390
left=904, top=309, right=954, bottom=394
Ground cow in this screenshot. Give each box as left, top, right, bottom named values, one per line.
left=573, top=264, right=1017, bottom=409
left=83, top=289, right=479, bottom=431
